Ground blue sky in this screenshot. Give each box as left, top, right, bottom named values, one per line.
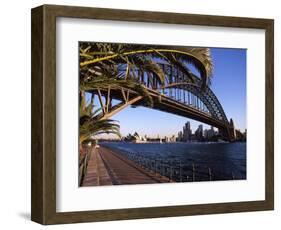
left=210, top=48, right=246, bottom=132
left=89, top=47, right=246, bottom=138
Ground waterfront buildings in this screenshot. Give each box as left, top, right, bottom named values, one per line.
left=124, top=132, right=176, bottom=143
left=177, top=120, right=246, bottom=142
left=177, top=121, right=218, bottom=142
left=124, top=132, right=147, bottom=143
left=204, top=126, right=216, bottom=139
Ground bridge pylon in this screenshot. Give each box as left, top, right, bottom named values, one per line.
left=219, top=118, right=236, bottom=142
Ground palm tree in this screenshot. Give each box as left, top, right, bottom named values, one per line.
left=79, top=43, right=213, bottom=89
left=79, top=92, right=121, bottom=144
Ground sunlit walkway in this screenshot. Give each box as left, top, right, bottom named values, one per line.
left=82, top=148, right=112, bottom=186
left=82, top=147, right=171, bottom=186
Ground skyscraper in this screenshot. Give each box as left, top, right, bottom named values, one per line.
left=177, top=131, right=183, bottom=142
left=183, top=121, right=192, bottom=141
left=195, top=124, right=203, bottom=140
left=204, top=126, right=215, bottom=140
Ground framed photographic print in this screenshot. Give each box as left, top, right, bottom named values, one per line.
left=31, top=4, right=274, bottom=225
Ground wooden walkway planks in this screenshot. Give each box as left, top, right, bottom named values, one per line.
left=98, top=147, right=171, bottom=185
left=82, top=148, right=112, bottom=186
left=82, top=146, right=171, bottom=186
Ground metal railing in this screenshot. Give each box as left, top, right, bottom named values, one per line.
left=117, top=151, right=237, bottom=182
left=79, top=147, right=91, bottom=186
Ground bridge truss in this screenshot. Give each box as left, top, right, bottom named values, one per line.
left=87, top=63, right=236, bottom=141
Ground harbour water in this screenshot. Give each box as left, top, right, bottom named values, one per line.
left=101, top=142, right=246, bottom=182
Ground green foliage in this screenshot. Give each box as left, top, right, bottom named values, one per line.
left=79, top=43, right=213, bottom=89
left=79, top=91, right=121, bottom=144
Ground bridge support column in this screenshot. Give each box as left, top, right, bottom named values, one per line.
left=219, top=118, right=236, bottom=142
left=229, top=118, right=237, bottom=141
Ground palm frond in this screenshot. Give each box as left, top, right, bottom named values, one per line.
left=80, top=45, right=213, bottom=89
left=80, top=118, right=121, bottom=144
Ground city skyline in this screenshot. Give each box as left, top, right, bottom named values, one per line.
left=88, top=47, right=246, bottom=139
left=97, top=119, right=248, bottom=141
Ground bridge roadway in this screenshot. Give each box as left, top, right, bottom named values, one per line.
left=82, top=146, right=171, bottom=186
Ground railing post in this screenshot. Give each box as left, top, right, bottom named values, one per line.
left=208, top=167, right=212, bottom=181
left=169, top=165, right=173, bottom=181
left=179, top=161, right=182, bottom=182
left=192, top=162, right=195, bottom=182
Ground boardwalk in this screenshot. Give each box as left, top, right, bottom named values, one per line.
left=82, top=146, right=171, bottom=186
left=82, top=148, right=112, bottom=186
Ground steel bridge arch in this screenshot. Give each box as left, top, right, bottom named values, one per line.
left=161, top=82, right=228, bottom=124
left=91, top=63, right=236, bottom=141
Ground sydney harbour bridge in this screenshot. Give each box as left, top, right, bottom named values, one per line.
left=92, top=63, right=237, bottom=142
